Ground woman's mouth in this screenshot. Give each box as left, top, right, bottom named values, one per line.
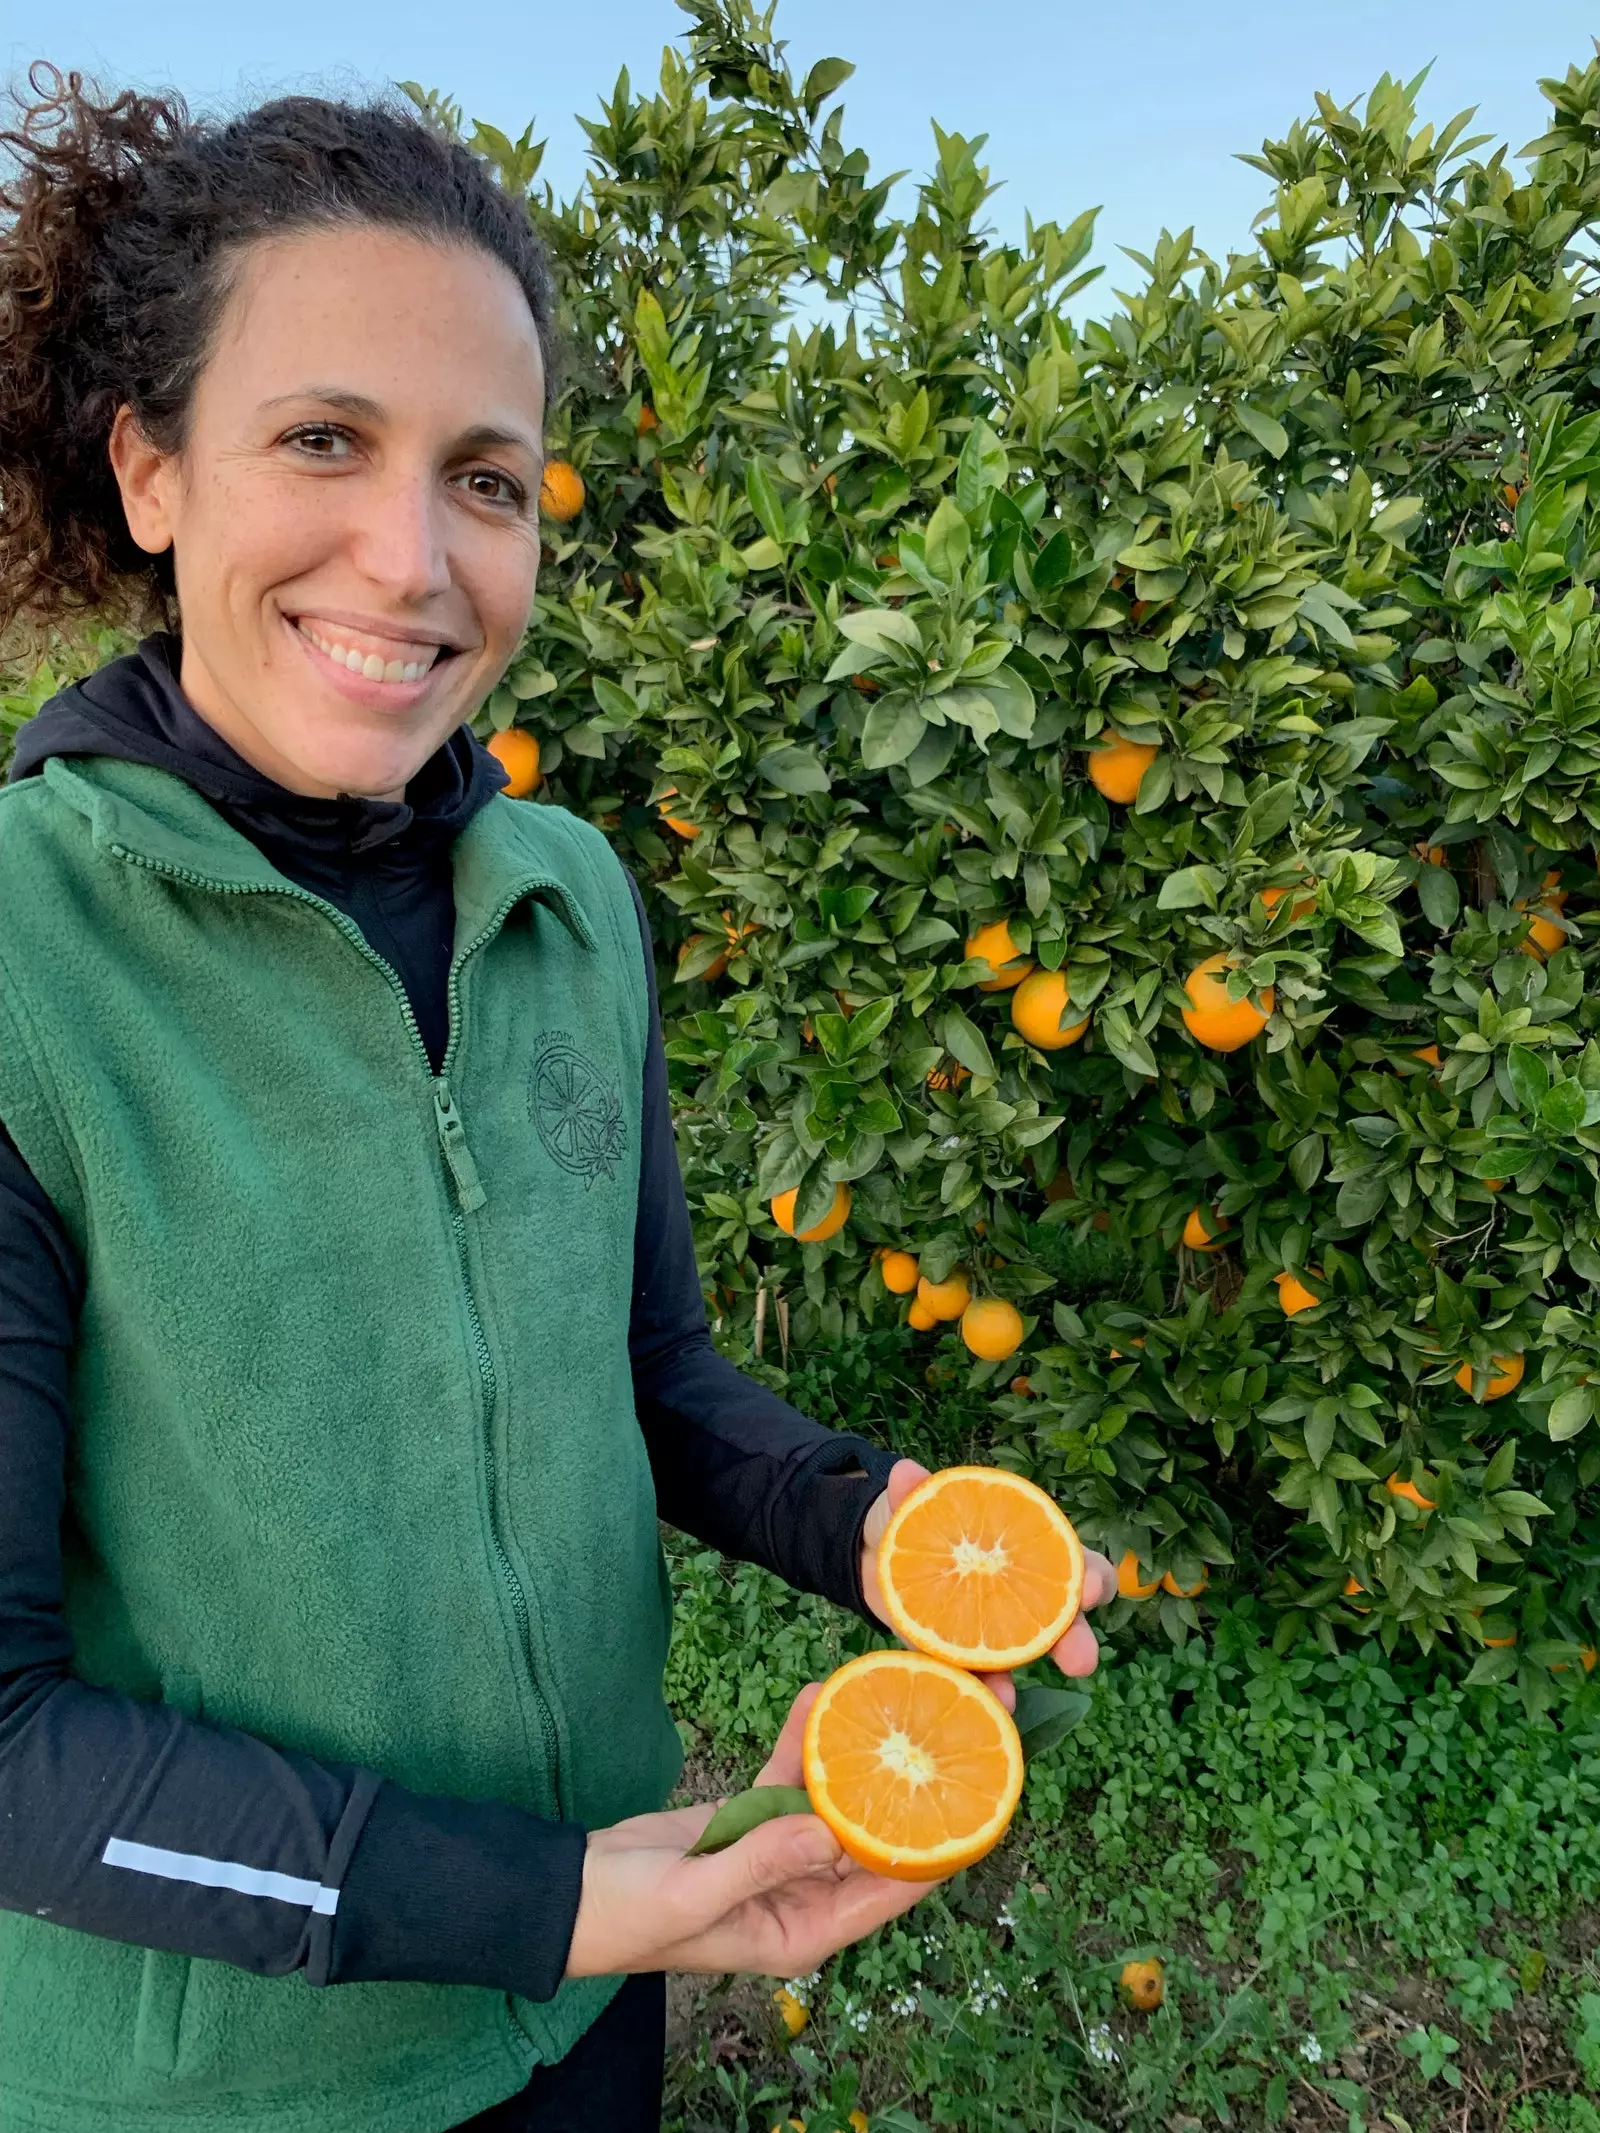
left=294, top=618, right=446, bottom=684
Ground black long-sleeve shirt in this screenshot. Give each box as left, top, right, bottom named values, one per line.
left=0, top=637, right=894, bottom=2003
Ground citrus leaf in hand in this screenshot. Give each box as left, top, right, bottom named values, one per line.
left=685, top=1785, right=814, bottom=1855
left=1013, top=1684, right=1092, bottom=1761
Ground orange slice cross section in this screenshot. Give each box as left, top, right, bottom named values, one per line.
left=876, top=1465, right=1086, bottom=1669
left=801, top=1650, right=1024, bottom=1880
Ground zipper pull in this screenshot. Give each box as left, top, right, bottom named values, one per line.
left=432, top=1080, right=487, bottom=1213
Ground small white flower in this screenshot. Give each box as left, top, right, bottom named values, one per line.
left=1300, top=2035, right=1324, bottom=2065
left=890, top=1991, right=919, bottom=2018
left=965, top=1970, right=1009, bottom=2015
left=1086, top=2023, right=1119, bottom=2066
left=996, top=1904, right=1018, bottom=1928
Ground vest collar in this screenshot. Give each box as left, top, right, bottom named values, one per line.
left=43, top=756, right=596, bottom=952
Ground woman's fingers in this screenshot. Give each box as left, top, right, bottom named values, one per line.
left=1081, top=1547, right=1118, bottom=1609
left=681, top=1844, right=940, bottom=1977
left=780, top=1861, right=937, bottom=1962
left=976, top=1667, right=1017, bottom=1711
left=858, top=1457, right=929, bottom=1626
left=1050, top=1610, right=1101, bottom=1677
left=885, top=1456, right=931, bottom=1510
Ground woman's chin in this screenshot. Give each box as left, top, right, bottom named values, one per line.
left=282, top=735, right=443, bottom=803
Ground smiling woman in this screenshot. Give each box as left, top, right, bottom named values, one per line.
left=106, top=227, right=548, bottom=800
left=0, top=63, right=1105, bottom=2133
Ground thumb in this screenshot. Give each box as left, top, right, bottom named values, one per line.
left=756, top=1683, right=820, bottom=1789
left=887, top=1456, right=931, bottom=1512
left=863, top=1456, right=930, bottom=1554
left=681, top=1803, right=841, bottom=1921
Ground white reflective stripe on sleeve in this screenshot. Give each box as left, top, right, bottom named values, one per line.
left=101, top=1836, right=340, bottom=1915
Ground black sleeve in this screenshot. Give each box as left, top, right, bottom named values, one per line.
left=0, top=1122, right=584, bottom=2001
left=624, top=876, right=897, bottom=1614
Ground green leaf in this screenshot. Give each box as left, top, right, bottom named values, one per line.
left=1370, top=495, right=1424, bottom=538
left=1157, top=865, right=1222, bottom=911
left=845, top=997, right=897, bottom=1054
left=592, top=676, right=637, bottom=722
left=1539, top=1080, right=1586, bottom=1136
left=1464, top=1645, right=1518, bottom=1687
left=685, top=1785, right=814, bottom=1856
left=941, top=1004, right=995, bottom=1079
left=632, top=286, right=673, bottom=375
left=860, top=698, right=927, bottom=769
left=759, top=745, right=831, bottom=795
left=1416, top=865, right=1460, bottom=931
left=984, top=665, right=1036, bottom=739
left=746, top=459, right=790, bottom=549
left=1013, top=1684, right=1091, bottom=1761
left=904, top=720, right=960, bottom=787
left=801, top=540, right=847, bottom=584
left=1337, top=1175, right=1390, bottom=1225
left=1235, top=402, right=1289, bottom=459
left=1548, top=1387, right=1594, bottom=1442
left=1097, top=1003, right=1158, bottom=1079
left=1305, top=1403, right=1337, bottom=1469
left=800, top=56, right=854, bottom=111
left=837, top=608, right=924, bottom=654
left=1507, top=1047, right=1550, bottom=1112
left=561, top=719, right=607, bottom=760
left=955, top=419, right=1007, bottom=516
left=739, top=535, right=786, bottom=572
left=925, top=497, right=972, bottom=584
left=1031, top=528, right=1075, bottom=591
left=934, top=687, right=1001, bottom=746
left=1288, top=1134, right=1324, bottom=1190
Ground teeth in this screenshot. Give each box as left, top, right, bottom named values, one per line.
left=297, top=621, right=438, bottom=685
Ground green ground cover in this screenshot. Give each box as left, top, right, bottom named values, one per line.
left=661, top=1363, right=1600, bottom=2133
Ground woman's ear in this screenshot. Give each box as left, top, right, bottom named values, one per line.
left=108, top=405, right=179, bottom=557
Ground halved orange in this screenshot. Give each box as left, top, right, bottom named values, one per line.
left=801, top=1649, right=1024, bottom=1880
left=876, top=1466, right=1085, bottom=1670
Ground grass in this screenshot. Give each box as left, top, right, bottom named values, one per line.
left=663, top=1544, right=1600, bottom=2131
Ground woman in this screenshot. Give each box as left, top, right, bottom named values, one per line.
left=0, top=71, right=1113, bottom=2133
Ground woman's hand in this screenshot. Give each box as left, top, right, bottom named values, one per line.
left=859, top=1458, right=1118, bottom=1711
left=564, top=1686, right=937, bottom=1979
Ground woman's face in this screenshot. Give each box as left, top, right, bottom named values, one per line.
left=110, top=224, right=547, bottom=800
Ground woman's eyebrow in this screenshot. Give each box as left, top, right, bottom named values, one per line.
left=260, top=387, right=386, bottom=421
left=258, top=392, right=540, bottom=462
left=453, top=422, right=542, bottom=461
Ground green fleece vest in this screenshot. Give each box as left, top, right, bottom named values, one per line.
left=0, top=757, right=682, bottom=2133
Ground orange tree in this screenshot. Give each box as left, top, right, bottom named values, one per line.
left=420, top=15, right=1596, bottom=1692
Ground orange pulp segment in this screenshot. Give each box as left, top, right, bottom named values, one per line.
left=876, top=1465, right=1085, bottom=1670
left=801, top=1650, right=1024, bottom=1880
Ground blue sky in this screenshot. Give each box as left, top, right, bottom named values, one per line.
left=3, top=1, right=1594, bottom=304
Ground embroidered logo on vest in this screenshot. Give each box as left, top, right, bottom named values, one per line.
left=528, top=1032, right=625, bottom=1186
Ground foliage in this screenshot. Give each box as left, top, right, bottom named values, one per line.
left=666, top=1539, right=1600, bottom=2131
left=405, top=5, right=1600, bottom=1677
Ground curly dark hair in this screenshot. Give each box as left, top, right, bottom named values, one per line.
left=0, top=66, right=556, bottom=633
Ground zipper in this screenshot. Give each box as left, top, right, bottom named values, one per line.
left=108, top=844, right=564, bottom=1808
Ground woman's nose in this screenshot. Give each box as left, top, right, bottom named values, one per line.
left=348, top=466, right=452, bottom=603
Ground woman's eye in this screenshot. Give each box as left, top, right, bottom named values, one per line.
left=459, top=468, right=527, bottom=509
left=283, top=425, right=352, bottom=459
